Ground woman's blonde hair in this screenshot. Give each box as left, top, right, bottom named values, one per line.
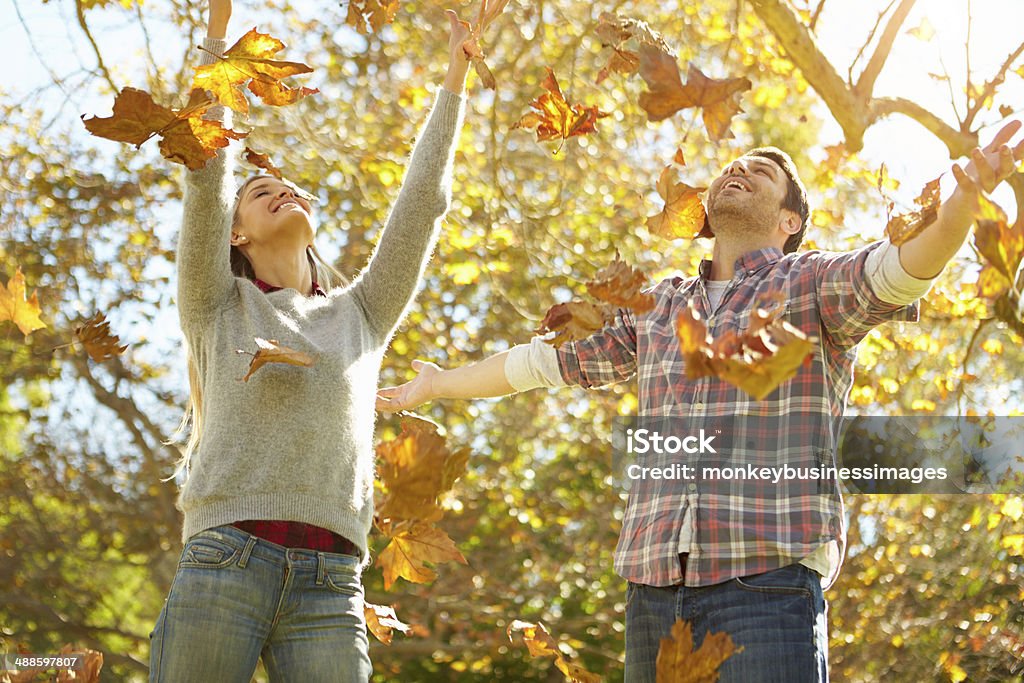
left=162, top=175, right=347, bottom=483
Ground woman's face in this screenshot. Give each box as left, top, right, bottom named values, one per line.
left=232, top=178, right=316, bottom=249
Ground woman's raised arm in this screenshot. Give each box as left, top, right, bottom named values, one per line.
left=176, top=0, right=238, bottom=330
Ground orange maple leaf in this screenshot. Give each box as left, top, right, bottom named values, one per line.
left=536, top=300, right=615, bottom=347
left=364, top=602, right=411, bottom=645
left=655, top=619, right=742, bottom=683
left=74, top=311, right=128, bottom=362
left=243, top=147, right=283, bottom=179
left=507, top=620, right=603, bottom=683
left=973, top=195, right=1023, bottom=300
left=885, top=175, right=942, bottom=246
left=193, top=28, right=318, bottom=114
left=637, top=43, right=751, bottom=141
left=82, top=88, right=248, bottom=170
left=376, top=519, right=467, bottom=589
left=236, top=337, right=315, bottom=382
left=646, top=165, right=709, bottom=240
left=586, top=253, right=655, bottom=313
left=675, top=296, right=817, bottom=400
left=345, top=0, right=401, bottom=35
left=0, top=267, right=46, bottom=336
left=512, top=67, right=610, bottom=153
left=593, top=12, right=670, bottom=84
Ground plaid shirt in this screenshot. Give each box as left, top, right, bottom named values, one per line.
left=557, top=242, right=918, bottom=587
left=236, top=277, right=359, bottom=555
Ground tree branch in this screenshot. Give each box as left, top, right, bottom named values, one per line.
left=848, top=0, right=897, bottom=86
left=963, top=41, right=1024, bottom=130
left=854, top=0, right=917, bottom=98
left=74, top=0, right=119, bottom=93
left=869, top=97, right=978, bottom=158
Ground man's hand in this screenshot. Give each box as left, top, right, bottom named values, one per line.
left=951, top=119, right=1024, bottom=200
left=376, top=360, right=442, bottom=413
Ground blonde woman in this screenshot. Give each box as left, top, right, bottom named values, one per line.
left=147, top=0, right=479, bottom=679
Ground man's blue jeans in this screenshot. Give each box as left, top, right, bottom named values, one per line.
left=624, top=562, right=829, bottom=682
left=148, top=524, right=371, bottom=682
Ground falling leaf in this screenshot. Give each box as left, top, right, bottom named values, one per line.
left=885, top=175, right=942, bottom=246
left=596, top=48, right=641, bottom=85
left=655, top=618, right=742, bottom=683
left=376, top=415, right=470, bottom=522
left=364, top=602, right=411, bottom=645
left=474, top=59, right=497, bottom=89
left=593, top=13, right=671, bottom=85
left=507, top=620, right=602, bottom=683
left=585, top=253, right=655, bottom=313
left=637, top=44, right=751, bottom=141
left=243, top=147, right=283, bottom=178
left=0, top=267, right=46, bottom=335
left=512, top=67, right=611, bottom=153
left=236, top=337, right=315, bottom=382
left=999, top=104, right=1014, bottom=118
left=345, top=0, right=401, bottom=35
left=646, top=165, right=709, bottom=240
left=972, top=195, right=1023, bottom=299
left=376, top=519, right=467, bottom=589
left=462, top=0, right=511, bottom=90
left=193, top=28, right=318, bottom=114
left=82, top=88, right=248, bottom=170
left=673, top=147, right=686, bottom=167
left=74, top=311, right=128, bottom=362
left=675, top=296, right=817, bottom=400
left=536, top=301, right=615, bottom=347
left=906, top=18, right=936, bottom=41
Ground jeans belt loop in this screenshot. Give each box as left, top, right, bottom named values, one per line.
left=238, top=535, right=256, bottom=568
left=316, top=551, right=326, bottom=585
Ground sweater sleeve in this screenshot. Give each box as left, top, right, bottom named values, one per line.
left=176, top=36, right=237, bottom=331
left=351, top=87, right=466, bottom=341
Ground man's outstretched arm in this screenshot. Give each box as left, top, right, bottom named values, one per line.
left=899, top=120, right=1023, bottom=279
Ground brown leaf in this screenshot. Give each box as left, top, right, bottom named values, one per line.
left=376, top=415, right=469, bottom=522
left=364, top=602, right=411, bottom=645
left=596, top=48, right=640, bottom=84
left=375, top=519, right=467, bottom=589
left=646, top=165, right=709, bottom=240
left=655, top=619, right=742, bottom=683
left=74, top=311, right=128, bottom=362
left=585, top=253, right=655, bottom=313
left=507, top=620, right=603, bottom=683
left=237, top=337, right=315, bottom=382
left=243, top=147, right=283, bottom=178
left=512, top=67, right=611, bottom=153
left=82, top=88, right=248, bottom=170
left=192, top=28, right=318, bottom=114
left=675, top=296, right=817, bottom=400
left=536, top=301, right=615, bottom=347
left=0, top=267, right=46, bottom=336
left=972, top=196, right=1023, bottom=299
left=345, top=0, right=401, bottom=35
left=473, top=58, right=497, bottom=90
left=885, top=175, right=942, bottom=246
left=637, top=45, right=751, bottom=141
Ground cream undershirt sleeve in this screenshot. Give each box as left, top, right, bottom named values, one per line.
left=864, top=240, right=938, bottom=305
left=504, top=337, right=569, bottom=392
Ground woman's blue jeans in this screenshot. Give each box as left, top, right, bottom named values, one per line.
left=624, top=563, right=829, bottom=682
left=148, top=524, right=371, bottom=682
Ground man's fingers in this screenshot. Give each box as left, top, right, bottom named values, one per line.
left=1014, top=138, right=1024, bottom=162
left=377, top=386, right=399, bottom=398
left=998, top=146, right=1015, bottom=179
left=951, top=163, right=976, bottom=191
left=971, top=148, right=995, bottom=188
left=987, top=119, right=1022, bottom=151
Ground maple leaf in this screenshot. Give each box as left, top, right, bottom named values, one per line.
left=74, top=311, right=128, bottom=362
left=236, top=337, right=315, bottom=382
left=464, top=0, right=511, bottom=90
left=507, top=620, right=602, bottom=683
left=345, top=0, right=401, bottom=35
left=192, top=28, right=318, bottom=114
left=655, top=618, right=742, bottom=683
left=243, top=147, right=283, bottom=179
left=376, top=519, right=467, bottom=589
left=0, top=268, right=46, bottom=336
left=646, top=165, right=709, bottom=240
left=82, top=88, right=248, bottom=170
left=637, top=43, right=751, bottom=141
left=536, top=300, right=616, bottom=348
left=512, top=67, right=611, bottom=153
left=364, top=602, right=411, bottom=645
left=376, top=415, right=469, bottom=522
left=885, top=175, right=942, bottom=246
left=973, top=195, right=1023, bottom=299
left=675, top=295, right=817, bottom=400
left=586, top=253, right=655, bottom=313
left=593, top=12, right=670, bottom=84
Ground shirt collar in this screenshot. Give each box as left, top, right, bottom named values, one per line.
left=253, top=277, right=327, bottom=298
left=698, top=247, right=784, bottom=280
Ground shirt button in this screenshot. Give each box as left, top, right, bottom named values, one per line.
left=694, top=402, right=705, bottom=411
left=688, top=483, right=697, bottom=492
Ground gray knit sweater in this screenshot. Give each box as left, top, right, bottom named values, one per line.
left=175, top=37, right=466, bottom=566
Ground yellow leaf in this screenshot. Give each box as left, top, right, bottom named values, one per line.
left=1002, top=534, right=1024, bottom=556
left=444, top=262, right=481, bottom=286
left=0, top=268, right=46, bottom=335
left=982, top=339, right=1003, bottom=355
left=1000, top=497, right=1023, bottom=522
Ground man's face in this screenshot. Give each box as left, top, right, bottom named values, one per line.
left=705, top=155, right=791, bottom=230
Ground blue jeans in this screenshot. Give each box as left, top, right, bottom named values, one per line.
left=624, top=562, right=828, bottom=682
left=148, top=524, right=371, bottom=682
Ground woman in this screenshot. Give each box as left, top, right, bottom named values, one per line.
left=148, top=0, right=478, bottom=679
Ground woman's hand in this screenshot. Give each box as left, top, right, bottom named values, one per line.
left=207, top=0, right=232, bottom=39
left=442, top=8, right=473, bottom=94
left=376, top=360, right=442, bottom=413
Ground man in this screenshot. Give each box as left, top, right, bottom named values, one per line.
left=376, top=122, right=1022, bottom=682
